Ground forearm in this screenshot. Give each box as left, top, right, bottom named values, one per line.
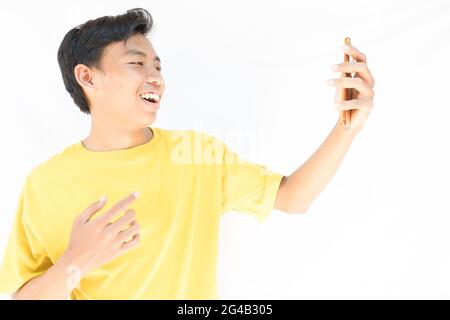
left=12, top=251, right=84, bottom=300
left=283, top=119, right=357, bottom=212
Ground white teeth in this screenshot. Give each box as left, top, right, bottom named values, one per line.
left=140, top=92, right=160, bottom=102
left=149, top=93, right=159, bottom=101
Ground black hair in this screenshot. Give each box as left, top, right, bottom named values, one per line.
left=57, top=8, right=153, bottom=114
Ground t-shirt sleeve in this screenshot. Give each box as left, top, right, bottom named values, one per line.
left=0, top=184, right=53, bottom=295
left=217, top=137, right=285, bottom=223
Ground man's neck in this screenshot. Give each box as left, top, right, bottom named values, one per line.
left=81, top=125, right=153, bottom=152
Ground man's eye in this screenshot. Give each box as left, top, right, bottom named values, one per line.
left=129, top=62, right=161, bottom=71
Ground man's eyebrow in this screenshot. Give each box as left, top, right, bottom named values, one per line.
left=124, top=49, right=161, bottom=62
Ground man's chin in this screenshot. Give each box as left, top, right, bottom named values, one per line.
left=131, top=100, right=159, bottom=125
left=137, top=112, right=156, bottom=127
left=137, top=111, right=157, bottom=127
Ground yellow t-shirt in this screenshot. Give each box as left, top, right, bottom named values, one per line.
left=0, top=127, right=284, bottom=299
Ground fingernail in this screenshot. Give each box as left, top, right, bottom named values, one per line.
left=133, top=192, right=140, bottom=198
left=99, top=194, right=107, bottom=203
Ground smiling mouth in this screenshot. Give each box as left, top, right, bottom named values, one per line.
left=141, top=96, right=158, bottom=103
left=140, top=92, right=160, bottom=104
left=141, top=97, right=160, bottom=110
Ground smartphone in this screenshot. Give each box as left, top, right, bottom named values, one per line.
left=340, top=37, right=352, bottom=129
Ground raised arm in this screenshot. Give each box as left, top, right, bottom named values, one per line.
left=274, top=45, right=375, bottom=214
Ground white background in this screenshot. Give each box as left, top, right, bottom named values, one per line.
left=1, top=0, right=449, bottom=299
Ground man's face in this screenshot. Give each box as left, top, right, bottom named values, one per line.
left=89, top=33, right=164, bottom=129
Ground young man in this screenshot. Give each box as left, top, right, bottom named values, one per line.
left=0, top=8, right=375, bottom=299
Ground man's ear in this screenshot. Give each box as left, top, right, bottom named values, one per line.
left=73, top=64, right=97, bottom=93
